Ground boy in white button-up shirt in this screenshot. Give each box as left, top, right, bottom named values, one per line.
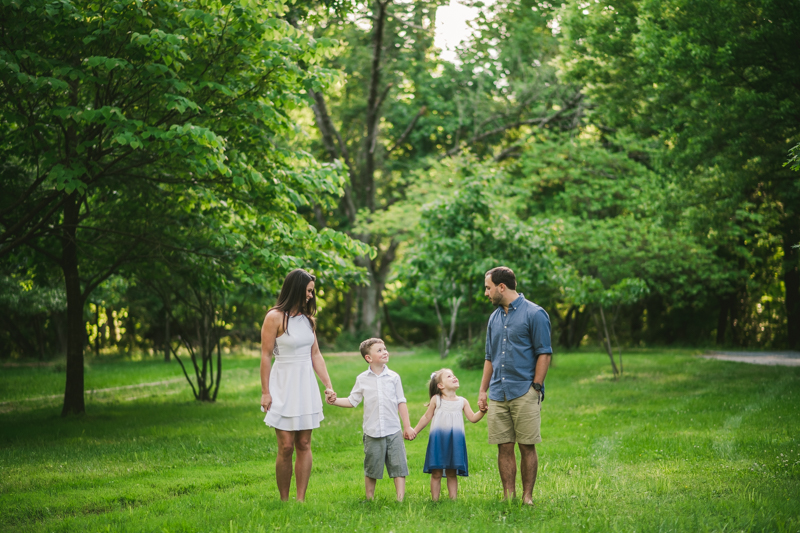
left=328, top=338, right=415, bottom=501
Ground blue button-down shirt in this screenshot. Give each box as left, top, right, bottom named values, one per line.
left=485, top=294, right=552, bottom=402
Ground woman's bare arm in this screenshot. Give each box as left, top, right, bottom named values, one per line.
left=310, top=335, right=335, bottom=401
left=260, top=310, right=283, bottom=411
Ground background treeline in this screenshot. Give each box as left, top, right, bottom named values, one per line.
left=2, top=0, right=798, bottom=411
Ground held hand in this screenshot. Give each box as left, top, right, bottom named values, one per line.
left=261, top=393, right=272, bottom=412
left=478, top=391, right=489, bottom=413
left=404, top=428, right=416, bottom=441
left=324, top=388, right=337, bottom=404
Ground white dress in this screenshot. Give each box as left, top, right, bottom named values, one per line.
left=263, top=315, right=324, bottom=431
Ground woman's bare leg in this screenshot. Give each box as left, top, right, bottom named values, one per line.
left=445, top=469, right=458, bottom=500
left=275, top=429, right=295, bottom=501
left=294, top=429, right=313, bottom=501
left=430, top=470, right=443, bottom=501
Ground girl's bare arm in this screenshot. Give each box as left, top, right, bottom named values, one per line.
left=413, top=399, right=437, bottom=434
left=463, top=398, right=485, bottom=423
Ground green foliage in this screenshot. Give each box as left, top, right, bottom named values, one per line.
left=560, top=0, right=800, bottom=347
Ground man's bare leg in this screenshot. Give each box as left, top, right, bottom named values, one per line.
left=497, top=442, right=517, bottom=500
left=393, top=476, right=406, bottom=502
left=518, top=443, right=538, bottom=505
left=365, top=476, right=377, bottom=500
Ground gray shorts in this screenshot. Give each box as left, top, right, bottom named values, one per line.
left=363, top=431, right=409, bottom=479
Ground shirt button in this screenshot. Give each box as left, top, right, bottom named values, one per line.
left=504, top=326, right=507, bottom=329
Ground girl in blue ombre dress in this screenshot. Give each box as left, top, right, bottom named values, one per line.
left=412, top=368, right=486, bottom=501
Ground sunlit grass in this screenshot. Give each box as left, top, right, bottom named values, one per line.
left=1, top=349, right=798, bottom=532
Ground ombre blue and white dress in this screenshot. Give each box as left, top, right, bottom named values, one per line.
left=423, top=395, right=469, bottom=477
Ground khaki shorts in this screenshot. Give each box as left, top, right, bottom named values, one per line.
left=487, top=386, right=542, bottom=445
left=363, top=431, right=409, bottom=479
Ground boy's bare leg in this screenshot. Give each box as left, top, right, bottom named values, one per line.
left=365, top=476, right=377, bottom=500
left=518, top=443, right=538, bottom=505
left=293, top=430, right=313, bottom=502
left=445, top=469, right=458, bottom=500
left=430, top=470, right=443, bottom=501
left=393, top=476, right=406, bottom=502
left=498, top=442, right=517, bottom=500
left=275, top=429, right=296, bottom=501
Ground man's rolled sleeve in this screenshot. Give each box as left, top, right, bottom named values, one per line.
left=532, top=309, right=553, bottom=356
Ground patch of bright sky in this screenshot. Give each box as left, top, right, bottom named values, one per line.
left=434, top=0, right=495, bottom=63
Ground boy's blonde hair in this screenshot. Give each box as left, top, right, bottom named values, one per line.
left=359, top=338, right=384, bottom=360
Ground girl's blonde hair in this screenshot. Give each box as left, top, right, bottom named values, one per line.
left=425, top=368, right=450, bottom=405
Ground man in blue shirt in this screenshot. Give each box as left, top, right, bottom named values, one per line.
left=478, top=266, right=552, bottom=505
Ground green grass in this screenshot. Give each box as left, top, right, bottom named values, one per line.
left=1, top=349, right=798, bottom=532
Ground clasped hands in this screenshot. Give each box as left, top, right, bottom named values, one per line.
left=324, top=388, right=337, bottom=404
left=403, top=427, right=416, bottom=441
left=477, top=391, right=489, bottom=413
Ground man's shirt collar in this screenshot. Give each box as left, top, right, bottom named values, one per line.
left=507, top=293, right=525, bottom=311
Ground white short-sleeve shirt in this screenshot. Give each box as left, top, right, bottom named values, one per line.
left=347, top=365, right=407, bottom=438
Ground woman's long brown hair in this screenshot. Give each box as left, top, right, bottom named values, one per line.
left=270, top=268, right=317, bottom=335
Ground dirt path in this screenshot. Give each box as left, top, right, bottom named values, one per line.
left=701, top=351, right=800, bottom=367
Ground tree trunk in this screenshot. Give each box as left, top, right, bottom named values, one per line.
left=106, top=307, right=116, bottom=342
left=356, top=279, right=381, bottom=337
left=164, top=305, right=171, bottom=362
left=94, top=305, right=100, bottom=356
left=782, top=220, right=800, bottom=349
left=592, top=307, right=619, bottom=378
left=343, top=288, right=355, bottom=334
left=381, top=294, right=409, bottom=347
left=61, top=193, right=86, bottom=416
left=716, top=295, right=729, bottom=345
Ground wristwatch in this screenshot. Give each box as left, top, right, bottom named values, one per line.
left=532, top=382, right=544, bottom=401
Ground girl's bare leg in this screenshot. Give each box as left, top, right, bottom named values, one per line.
left=445, top=469, right=458, bottom=500
left=430, top=470, right=443, bottom=501
left=293, top=430, right=313, bottom=501
left=275, top=429, right=295, bottom=501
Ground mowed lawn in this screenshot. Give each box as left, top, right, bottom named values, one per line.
left=1, top=349, right=798, bottom=532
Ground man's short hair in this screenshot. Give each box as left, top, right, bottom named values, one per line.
left=485, top=266, right=517, bottom=290
left=359, top=338, right=384, bottom=360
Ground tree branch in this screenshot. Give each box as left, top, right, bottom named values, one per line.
left=440, top=94, right=584, bottom=160
left=387, top=106, right=427, bottom=154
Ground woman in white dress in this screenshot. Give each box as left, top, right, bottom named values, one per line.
left=260, top=269, right=336, bottom=501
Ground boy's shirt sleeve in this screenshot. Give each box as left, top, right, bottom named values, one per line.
left=348, top=375, right=363, bottom=407
left=394, top=374, right=407, bottom=404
